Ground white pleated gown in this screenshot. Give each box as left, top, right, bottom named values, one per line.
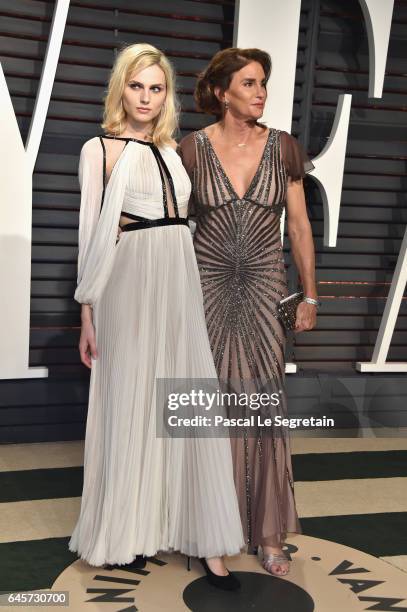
left=68, top=136, right=245, bottom=566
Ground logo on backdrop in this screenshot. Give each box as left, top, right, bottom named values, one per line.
left=0, top=0, right=402, bottom=380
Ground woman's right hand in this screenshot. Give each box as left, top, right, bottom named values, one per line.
left=79, top=305, right=98, bottom=368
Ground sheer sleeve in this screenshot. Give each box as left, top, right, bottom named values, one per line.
left=177, top=132, right=197, bottom=219
left=74, top=136, right=132, bottom=306
left=76, top=137, right=104, bottom=298
left=280, top=131, right=314, bottom=182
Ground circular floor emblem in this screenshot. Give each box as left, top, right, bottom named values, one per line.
left=53, top=535, right=407, bottom=611
left=183, top=572, right=314, bottom=611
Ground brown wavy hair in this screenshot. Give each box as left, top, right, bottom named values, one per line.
left=195, top=47, right=271, bottom=118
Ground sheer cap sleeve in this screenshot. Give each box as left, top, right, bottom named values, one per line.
left=178, top=132, right=197, bottom=218
left=76, top=137, right=104, bottom=296
left=280, top=131, right=314, bottom=182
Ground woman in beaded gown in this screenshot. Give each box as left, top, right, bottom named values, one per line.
left=68, top=44, right=244, bottom=586
left=179, top=48, right=318, bottom=576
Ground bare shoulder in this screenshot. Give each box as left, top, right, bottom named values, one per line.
left=202, top=123, right=218, bottom=138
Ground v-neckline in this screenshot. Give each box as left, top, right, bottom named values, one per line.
left=200, top=127, right=271, bottom=200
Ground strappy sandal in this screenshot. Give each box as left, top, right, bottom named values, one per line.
left=262, top=552, right=290, bottom=576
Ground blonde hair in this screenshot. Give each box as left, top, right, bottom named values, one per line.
left=102, top=43, right=179, bottom=147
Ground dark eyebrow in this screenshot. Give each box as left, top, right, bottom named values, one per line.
left=128, top=80, right=165, bottom=87
left=240, top=77, right=267, bottom=87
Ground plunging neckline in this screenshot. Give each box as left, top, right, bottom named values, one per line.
left=200, top=127, right=271, bottom=200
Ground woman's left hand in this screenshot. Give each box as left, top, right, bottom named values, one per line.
left=294, top=302, right=317, bottom=333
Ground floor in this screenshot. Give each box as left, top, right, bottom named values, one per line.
left=1, top=437, right=406, bottom=611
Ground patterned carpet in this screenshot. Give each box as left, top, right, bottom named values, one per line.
left=0, top=437, right=406, bottom=609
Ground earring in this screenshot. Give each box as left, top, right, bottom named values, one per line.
left=224, top=99, right=229, bottom=110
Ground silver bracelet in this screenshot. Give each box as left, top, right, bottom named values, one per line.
left=302, top=296, right=321, bottom=308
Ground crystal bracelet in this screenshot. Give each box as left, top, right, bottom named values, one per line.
left=302, top=296, right=321, bottom=308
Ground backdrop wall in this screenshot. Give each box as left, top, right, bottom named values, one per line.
left=0, top=0, right=406, bottom=442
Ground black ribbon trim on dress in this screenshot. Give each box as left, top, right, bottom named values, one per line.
left=149, top=145, right=170, bottom=219
left=98, top=136, right=107, bottom=212
left=100, top=135, right=152, bottom=145
left=150, top=145, right=180, bottom=219
left=120, top=211, right=149, bottom=222
left=121, top=217, right=189, bottom=232
left=98, top=134, right=179, bottom=220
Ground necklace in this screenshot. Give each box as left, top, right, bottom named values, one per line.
left=216, top=123, right=251, bottom=148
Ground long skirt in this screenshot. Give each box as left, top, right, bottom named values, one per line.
left=68, top=224, right=244, bottom=566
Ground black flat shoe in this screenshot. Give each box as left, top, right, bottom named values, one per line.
left=105, top=555, right=146, bottom=570
left=199, top=558, right=240, bottom=591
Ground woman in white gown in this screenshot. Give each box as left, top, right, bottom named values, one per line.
left=68, top=43, right=244, bottom=589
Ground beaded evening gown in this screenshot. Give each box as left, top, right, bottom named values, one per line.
left=68, top=135, right=244, bottom=566
left=179, top=127, right=314, bottom=550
